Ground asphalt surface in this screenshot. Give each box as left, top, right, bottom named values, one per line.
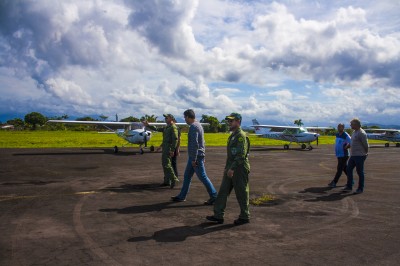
left=0, top=145, right=399, bottom=266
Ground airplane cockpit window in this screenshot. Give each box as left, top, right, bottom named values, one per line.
left=298, top=127, right=307, bottom=133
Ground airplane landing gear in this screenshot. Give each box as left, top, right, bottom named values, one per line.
left=385, top=143, right=390, bottom=147
left=114, top=146, right=119, bottom=153
left=284, top=144, right=289, bottom=150
left=150, top=145, right=155, bottom=152
left=301, top=144, right=307, bottom=149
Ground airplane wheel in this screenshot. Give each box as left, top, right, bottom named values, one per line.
left=150, top=145, right=155, bottom=152
left=301, top=144, right=307, bottom=149
left=284, top=144, right=289, bottom=150
left=385, top=143, right=389, bottom=147
left=396, top=143, right=400, bottom=147
left=114, top=146, right=119, bottom=153
left=140, top=148, right=144, bottom=155
left=308, top=146, right=313, bottom=150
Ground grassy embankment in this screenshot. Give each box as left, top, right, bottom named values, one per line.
left=0, top=130, right=347, bottom=148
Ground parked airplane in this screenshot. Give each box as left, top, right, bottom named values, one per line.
left=251, top=119, right=331, bottom=150
left=47, top=120, right=188, bottom=154
left=365, top=128, right=400, bottom=147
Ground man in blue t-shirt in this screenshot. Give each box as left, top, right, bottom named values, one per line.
left=328, top=123, right=351, bottom=188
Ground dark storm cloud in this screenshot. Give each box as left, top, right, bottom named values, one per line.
left=126, top=0, right=198, bottom=58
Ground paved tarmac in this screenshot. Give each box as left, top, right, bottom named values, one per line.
left=0, top=145, right=399, bottom=266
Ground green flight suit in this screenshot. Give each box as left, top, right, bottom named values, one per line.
left=161, top=124, right=179, bottom=185
left=214, top=127, right=250, bottom=220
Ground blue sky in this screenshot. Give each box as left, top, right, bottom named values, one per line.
left=1, top=0, right=399, bottom=126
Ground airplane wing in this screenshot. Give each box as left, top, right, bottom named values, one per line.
left=47, top=120, right=137, bottom=126
left=250, top=125, right=300, bottom=129
left=48, top=120, right=209, bottom=127
left=364, top=128, right=400, bottom=133
left=305, top=126, right=333, bottom=130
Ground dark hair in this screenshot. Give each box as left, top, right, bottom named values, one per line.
left=183, top=109, right=195, bottom=119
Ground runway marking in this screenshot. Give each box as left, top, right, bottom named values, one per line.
left=72, top=184, right=123, bottom=265
left=73, top=194, right=122, bottom=265
left=0, top=191, right=98, bottom=202
left=265, top=175, right=360, bottom=239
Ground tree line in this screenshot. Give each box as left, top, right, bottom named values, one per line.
left=1, top=112, right=228, bottom=133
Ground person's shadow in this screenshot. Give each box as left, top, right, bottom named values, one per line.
left=99, top=201, right=203, bottom=214
left=299, top=186, right=356, bottom=202
left=128, top=222, right=235, bottom=243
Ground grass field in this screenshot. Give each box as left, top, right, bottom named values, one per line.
left=0, top=130, right=382, bottom=148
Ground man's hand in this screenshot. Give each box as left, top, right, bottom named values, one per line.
left=227, top=169, right=234, bottom=178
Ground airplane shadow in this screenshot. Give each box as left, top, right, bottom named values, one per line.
left=128, top=222, right=235, bottom=243
left=13, top=148, right=144, bottom=156
left=99, top=201, right=204, bottom=215
left=100, top=183, right=165, bottom=193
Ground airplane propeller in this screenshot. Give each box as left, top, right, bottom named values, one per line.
left=143, top=129, right=148, bottom=147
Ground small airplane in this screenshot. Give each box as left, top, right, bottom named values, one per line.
left=365, top=128, right=400, bottom=147
left=47, top=119, right=187, bottom=154
left=250, top=119, right=331, bottom=150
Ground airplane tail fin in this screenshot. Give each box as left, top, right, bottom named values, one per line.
left=252, top=119, right=260, bottom=125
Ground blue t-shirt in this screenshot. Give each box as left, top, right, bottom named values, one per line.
left=335, top=132, right=351, bottom=157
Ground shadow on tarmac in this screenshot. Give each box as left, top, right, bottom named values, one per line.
left=127, top=222, right=235, bottom=243
left=99, top=201, right=204, bottom=215
left=299, top=186, right=358, bottom=202
left=12, top=148, right=143, bottom=156
left=100, top=183, right=166, bottom=193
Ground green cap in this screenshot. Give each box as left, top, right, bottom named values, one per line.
left=225, top=112, right=242, bottom=121
left=163, top=113, right=175, bottom=120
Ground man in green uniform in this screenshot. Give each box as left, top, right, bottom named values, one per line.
left=161, top=114, right=179, bottom=188
left=206, top=113, right=250, bottom=225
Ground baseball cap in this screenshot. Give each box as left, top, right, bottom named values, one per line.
left=163, top=113, right=175, bottom=120
left=225, top=112, right=242, bottom=121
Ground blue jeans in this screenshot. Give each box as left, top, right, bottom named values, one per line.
left=177, top=156, right=217, bottom=200
left=346, top=155, right=367, bottom=190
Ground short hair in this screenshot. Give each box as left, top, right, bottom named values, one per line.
left=337, top=123, right=345, bottom=128
left=350, top=118, right=361, bottom=127
left=183, top=109, right=195, bottom=119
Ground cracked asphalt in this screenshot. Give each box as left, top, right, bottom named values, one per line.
left=1, top=145, right=399, bottom=265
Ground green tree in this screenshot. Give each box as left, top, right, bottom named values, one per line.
left=200, top=115, right=220, bottom=133
left=120, top=116, right=140, bottom=122
left=140, top=114, right=157, bottom=122
left=99, top=115, right=108, bottom=121
left=24, top=112, right=46, bottom=130
left=76, top=116, right=96, bottom=121
left=294, top=119, right=304, bottom=127
left=7, top=118, right=25, bottom=130
left=220, top=119, right=229, bottom=132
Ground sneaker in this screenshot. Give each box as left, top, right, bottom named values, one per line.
left=206, top=215, right=224, bottom=224
left=170, top=178, right=179, bottom=189
left=171, top=196, right=185, bottom=202
left=354, top=188, right=363, bottom=194
left=342, top=186, right=352, bottom=192
left=234, top=218, right=250, bottom=226
left=328, top=181, right=336, bottom=188
left=204, top=198, right=216, bottom=205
